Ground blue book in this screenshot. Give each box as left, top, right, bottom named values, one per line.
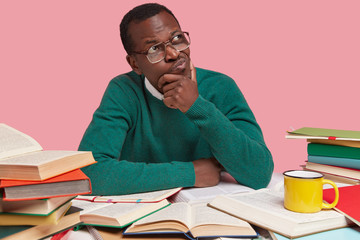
left=274, top=227, right=360, bottom=240
left=308, top=155, right=360, bottom=170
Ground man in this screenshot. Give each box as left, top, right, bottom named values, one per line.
left=79, top=3, right=273, bottom=195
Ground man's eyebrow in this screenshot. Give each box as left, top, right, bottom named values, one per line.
left=144, top=39, right=157, bottom=45
left=143, top=30, right=181, bottom=46
left=170, top=30, right=181, bottom=36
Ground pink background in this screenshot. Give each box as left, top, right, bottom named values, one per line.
left=1, top=1, right=359, bottom=173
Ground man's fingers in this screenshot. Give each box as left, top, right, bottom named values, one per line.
left=163, top=96, right=177, bottom=109
left=190, top=61, right=196, bottom=82
left=162, top=81, right=179, bottom=94
left=158, top=74, right=181, bottom=90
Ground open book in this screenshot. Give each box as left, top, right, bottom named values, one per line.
left=75, top=187, right=181, bottom=203
left=71, top=199, right=170, bottom=228
left=170, top=172, right=253, bottom=204
left=209, top=189, right=351, bottom=239
left=0, top=123, right=96, bottom=180
left=124, top=202, right=257, bottom=240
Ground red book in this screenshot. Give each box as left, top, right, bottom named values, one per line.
left=323, top=185, right=360, bottom=226
left=0, top=169, right=92, bottom=201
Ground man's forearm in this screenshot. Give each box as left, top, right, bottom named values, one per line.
left=185, top=95, right=274, bottom=189
left=81, top=157, right=195, bottom=195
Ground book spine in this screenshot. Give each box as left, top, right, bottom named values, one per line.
left=308, top=143, right=360, bottom=160
left=308, top=155, right=360, bottom=170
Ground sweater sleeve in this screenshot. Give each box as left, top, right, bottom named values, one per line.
left=78, top=78, right=195, bottom=195
left=185, top=75, right=274, bottom=189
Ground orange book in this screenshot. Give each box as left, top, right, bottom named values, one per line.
left=1, top=169, right=92, bottom=201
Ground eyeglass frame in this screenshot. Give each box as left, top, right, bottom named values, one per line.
left=130, top=31, right=191, bottom=64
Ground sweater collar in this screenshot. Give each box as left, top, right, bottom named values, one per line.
left=145, top=77, right=164, bottom=100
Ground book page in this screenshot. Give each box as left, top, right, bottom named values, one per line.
left=190, top=203, right=249, bottom=229
left=230, top=190, right=344, bottom=224
left=0, top=150, right=80, bottom=165
left=81, top=188, right=181, bottom=203
left=290, top=127, right=360, bottom=139
left=72, top=199, right=150, bottom=218
left=0, top=123, right=42, bottom=159
left=80, top=201, right=166, bottom=221
left=71, top=199, right=110, bottom=214
left=171, top=172, right=253, bottom=203
left=133, top=202, right=191, bottom=229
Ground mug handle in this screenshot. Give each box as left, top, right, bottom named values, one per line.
left=322, top=179, right=339, bottom=209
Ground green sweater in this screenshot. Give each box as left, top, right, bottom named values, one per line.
left=78, top=68, right=273, bottom=195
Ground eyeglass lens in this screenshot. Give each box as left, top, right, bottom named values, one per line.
left=147, top=32, right=190, bottom=63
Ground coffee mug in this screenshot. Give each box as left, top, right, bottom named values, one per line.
left=283, top=170, right=339, bottom=213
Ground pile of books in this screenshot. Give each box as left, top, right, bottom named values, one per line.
left=286, top=127, right=360, bottom=185
left=0, top=123, right=96, bottom=239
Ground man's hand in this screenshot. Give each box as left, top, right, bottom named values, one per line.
left=158, top=62, right=198, bottom=112
left=192, top=157, right=221, bottom=187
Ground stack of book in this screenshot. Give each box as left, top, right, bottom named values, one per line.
left=0, top=123, right=96, bottom=239
left=286, top=127, right=360, bottom=185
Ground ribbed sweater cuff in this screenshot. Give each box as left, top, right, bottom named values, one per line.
left=171, top=161, right=195, bottom=187
left=185, top=95, right=212, bottom=125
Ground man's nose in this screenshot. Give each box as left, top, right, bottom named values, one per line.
left=164, top=44, right=180, bottom=62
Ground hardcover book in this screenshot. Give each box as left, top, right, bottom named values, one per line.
left=0, top=195, right=74, bottom=215
left=0, top=169, right=92, bottom=201
left=308, top=143, right=360, bottom=160
left=286, top=127, right=360, bottom=141
left=0, top=206, right=81, bottom=240
left=324, top=185, right=360, bottom=226
left=304, top=162, right=360, bottom=180
left=308, top=155, right=360, bottom=170
left=308, top=139, right=360, bottom=148
left=0, top=123, right=96, bottom=180
left=0, top=201, right=72, bottom=226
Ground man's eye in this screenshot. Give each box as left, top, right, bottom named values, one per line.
left=148, top=45, right=160, bottom=54
left=172, top=34, right=183, bottom=43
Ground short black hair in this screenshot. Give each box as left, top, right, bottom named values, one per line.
left=120, top=3, right=179, bottom=54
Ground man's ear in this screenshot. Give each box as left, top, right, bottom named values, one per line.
left=126, top=55, right=142, bottom=75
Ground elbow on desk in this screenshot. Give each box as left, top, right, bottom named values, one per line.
left=251, top=153, right=274, bottom=189
left=234, top=152, right=274, bottom=190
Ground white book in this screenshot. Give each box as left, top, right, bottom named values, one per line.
left=0, top=123, right=96, bottom=180
left=209, top=189, right=351, bottom=239
left=75, top=187, right=181, bottom=203
left=170, top=172, right=283, bottom=204
left=169, top=172, right=253, bottom=204
left=71, top=199, right=170, bottom=228
left=0, top=123, right=42, bottom=159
